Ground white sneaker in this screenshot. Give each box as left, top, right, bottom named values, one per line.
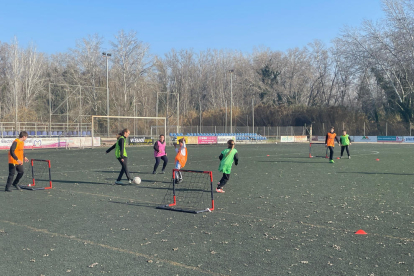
left=128, top=179, right=133, bottom=184
left=115, top=181, right=124, bottom=185
left=348, top=156, right=351, bottom=159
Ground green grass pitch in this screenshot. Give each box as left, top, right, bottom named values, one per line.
left=0, top=143, right=413, bottom=275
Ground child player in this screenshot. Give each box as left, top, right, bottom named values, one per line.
left=340, top=130, right=352, bottom=159
left=216, top=139, right=239, bottom=193
left=6, top=131, right=29, bottom=192
left=106, top=128, right=133, bottom=185
left=153, top=134, right=168, bottom=174
left=174, top=138, right=187, bottom=183
left=325, top=126, right=340, bottom=163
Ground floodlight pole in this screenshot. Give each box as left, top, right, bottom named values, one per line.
left=103, top=52, right=111, bottom=137
left=49, top=83, right=52, bottom=136
left=229, top=70, right=234, bottom=133
left=15, top=80, right=18, bottom=136
left=225, top=100, right=227, bottom=133
left=252, top=98, right=254, bottom=134
left=156, top=92, right=179, bottom=135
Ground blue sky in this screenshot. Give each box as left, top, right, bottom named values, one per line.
left=0, top=0, right=385, bottom=56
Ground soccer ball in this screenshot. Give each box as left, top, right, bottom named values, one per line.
left=133, top=177, right=141, bottom=185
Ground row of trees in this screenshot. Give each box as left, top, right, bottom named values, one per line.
left=1, top=0, right=413, bottom=135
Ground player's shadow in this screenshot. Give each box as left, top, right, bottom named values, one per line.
left=136, top=185, right=207, bottom=192
left=337, top=172, right=414, bottom=176
left=53, top=179, right=113, bottom=185
left=108, top=200, right=160, bottom=209
left=258, top=160, right=327, bottom=164
left=273, top=156, right=316, bottom=159
left=96, top=170, right=154, bottom=175
left=53, top=179, right=160, bottom=186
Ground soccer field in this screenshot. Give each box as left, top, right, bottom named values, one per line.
left=0, top=143, right=413, bottom=275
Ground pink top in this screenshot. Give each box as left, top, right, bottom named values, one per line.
left=154, top=140, right=166, bottom=157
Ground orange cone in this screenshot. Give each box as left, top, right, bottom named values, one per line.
left=355, top=229, right=367, bottom=235
left=267, top=155, right=270, bottom=156
left=376, top=158, right=380, bottom=161
left=336, top=157, right=340, bottom=159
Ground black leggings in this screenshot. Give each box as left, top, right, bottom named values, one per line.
left=328, top=146, right=334, bottom=160
left=117, top=157, right=132, bottom=181
left=6, top=164, right=24, bottom=190
left=218, top=173, right=230, bottom=189
left=153, top=156, right=168, bottom=172
left=341, top=146, right=350, bottom=157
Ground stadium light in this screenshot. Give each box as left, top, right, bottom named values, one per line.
left=102, top=52, right=111, bottom=137
left=229, top=70, right=234, bottom=133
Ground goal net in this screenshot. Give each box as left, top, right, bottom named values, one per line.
left=309, top=143, right=328, bottom=158
left=19, top=159, right=52, bottom=190
left=157, top=169, right=214, bottom=214
left=91, top=116, right=167, bottom=147
left=308, top=125, right=328, bottom=158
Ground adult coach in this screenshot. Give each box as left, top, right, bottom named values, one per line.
left=6, top=131, right=29, bottom=192
left=153, top=134, right=168, bottom=174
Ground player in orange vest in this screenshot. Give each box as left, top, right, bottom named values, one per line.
left=6, top=131, right=29, bottom=192
left=325, top=127, right=340, bottom=163
left=174, top=138, right=187, bottom=183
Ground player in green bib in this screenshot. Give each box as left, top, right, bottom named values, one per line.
left=339, top=130, right=352, bottom=159
left=217, top=140, right=239, bottom=193
left=106, top=128, right=133, bottom=184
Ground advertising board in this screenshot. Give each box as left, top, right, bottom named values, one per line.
left=198, top=136, right=217, bottom=144
left=0, top=137, right=101, bottom=150
left=350, top=136, right=378, bottom=143
left=129, top=137, right=154, bottom=145
left=280, top=136, right=294, bottom=142
left=403, top=136, right=414, bottom=143
left=294, top=136, right=308, bottom=142
left=217, top=136, right=236, bottom=144
left=377, top=136, right=403, bottom=142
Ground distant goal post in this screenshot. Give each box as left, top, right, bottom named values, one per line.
left=91, top=116, right=167, bottom=147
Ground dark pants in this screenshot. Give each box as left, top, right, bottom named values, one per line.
left=153, top=156, right=168, bottom=172
left=6, top=164, right=24, bottom=191
left=328, top=146, right=334, bottom=160
left=174, top=170, right=182, bottom=183
left=117, top=157, right=132, bottom=181
left=218, top=173, right=230, bottom=189
left=341, top=145, right=350, bottom=157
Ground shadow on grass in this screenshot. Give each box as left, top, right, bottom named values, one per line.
left=53, top=179, right=111, bottom=185
left=96, top=170, right=155, bottom=175
left=52, top=179, right=161, bottom=186
left=108, top=200, right=160, bottom=209
left=271, top=156, right=319, bottom=159
left=258, top=160, right=328, bottom=164
left=337, top=172, right=414, bottom=176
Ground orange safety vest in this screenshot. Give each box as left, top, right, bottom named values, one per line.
left=326, top=132, right=336, bottom=147
left=175, top=147, right=188, bottom=168
left=8, top=139, right=24, bottom=165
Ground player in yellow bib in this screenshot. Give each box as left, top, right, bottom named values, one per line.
left=216, top=140, right=239, bottom=193
left=106, top=128, right=133, bottom=185
left=340, top=130, right=352, bottom=159
left=6, top=131, right=29, bottom=192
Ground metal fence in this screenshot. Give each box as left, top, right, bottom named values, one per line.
left=0, top=122, right=91, bottom=138
left=153, top=125, right=306, bottom=137
left=311, top=122, right=414, bottom=136
left=4, top=120, right=412, bottom=139
left=0, top=121, right=306, bottom=139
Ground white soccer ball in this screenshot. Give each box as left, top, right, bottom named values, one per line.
left=133, top=177, right=141, bottom=184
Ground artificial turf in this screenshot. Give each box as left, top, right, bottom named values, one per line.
left=0, top=143, right=413, bottom=275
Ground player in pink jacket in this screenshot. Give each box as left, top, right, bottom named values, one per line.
left=153, top=134, right=168, bottom=174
